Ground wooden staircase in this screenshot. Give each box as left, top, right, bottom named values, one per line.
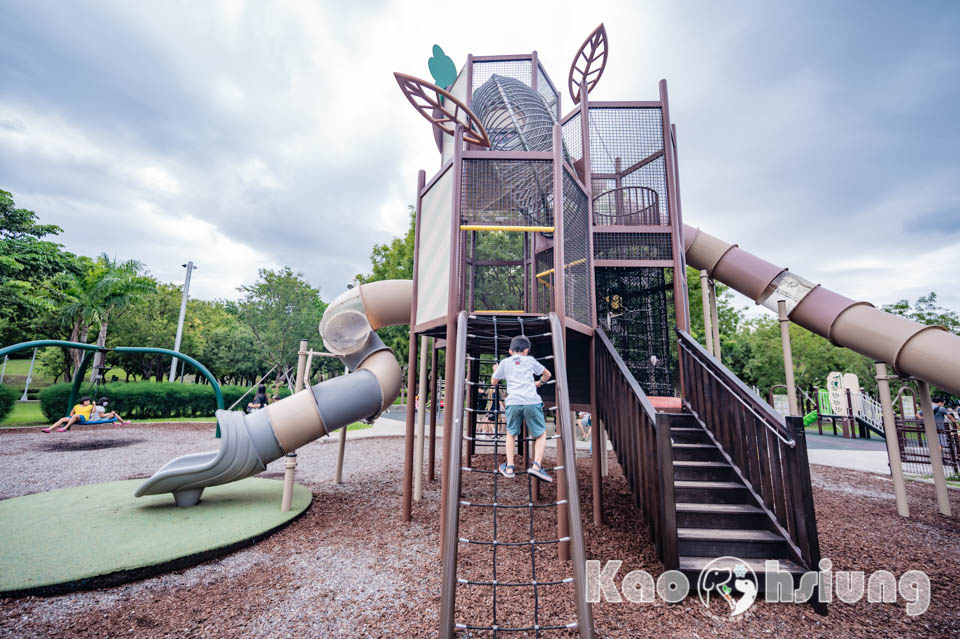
left=670, top=415, right=807, bottom=584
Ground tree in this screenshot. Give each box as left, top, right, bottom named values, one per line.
left=361, top=207, right=416, bottom=367
left=237, top=267, right=325, bottom=388
left=0, top=189, right=80, bottom=345
left=883, top=293, right=960, bottom=335
left=56, top=254, right=155, bottom=378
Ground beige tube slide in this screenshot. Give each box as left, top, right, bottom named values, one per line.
left=136, top=279, right=413, bottom=507
left=684, top=225, right=960, bottom=396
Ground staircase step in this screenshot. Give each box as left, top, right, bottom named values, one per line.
left=675, top=502, right=767, bottom=529
left=674, top=480, right=751, bottom=504
left=671, top=443, right=722, bottom=462
left=677, top=527, right=790, bottom=559
left=673, top=460, right=736, bottom=482
left=670, top=428, right=711, bottom=444
left=679, top=555, right=808, bottom=592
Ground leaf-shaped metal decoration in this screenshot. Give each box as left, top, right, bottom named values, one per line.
left=568, top=23, right=608, bottom=105
left=393, top=73, right=491, bottom=148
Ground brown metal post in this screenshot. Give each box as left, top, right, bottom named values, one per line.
left=551, top=123, right=568, bottom=558
left=843, top=388, right=854, bottom=439
left=440, top=126, right=465, bottom=556
left=590, top=341, right=602, bottom=526
left=708, top=278, right=722, bottom=362
left=659, top=81, right=688, bottom=334
left=401, top=169, right=427, bottom=523
left=429, top=339, right=438, bottom=481
left=778, top=300, right=799, bottom=416
left=579, top=78, right=596, bottom=328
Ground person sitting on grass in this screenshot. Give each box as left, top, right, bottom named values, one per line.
left=92, top=397, right=131, bottom=426
left=491, top=335, right=552, bottom=482
left=41, top=396, right=94, bottom=433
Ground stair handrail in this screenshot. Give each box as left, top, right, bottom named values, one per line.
left=595, top=326, right=678, bottom=569
left=439, top=311, right=469, bottom=637
left=548, top=313, right=595, bottom=637
left=677, top=330, right=795, bottom=447
left=677, top=329, right=822, bottom=571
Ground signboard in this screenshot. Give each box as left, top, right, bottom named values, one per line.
left=842, top=373, right=862, bottom=417
left=826, top=372, right=845, bottom=415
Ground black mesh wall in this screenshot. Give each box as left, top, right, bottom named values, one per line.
left=467, top=231, right=525, bottom=312
left=536, top=63, right=560, bottom=119
left=535, top=248, right=553, bottom=314
left=471, top=60, right=532, bottom=94
left=561, top=111, right=583, bottom=164
left=562, top=171, right=592, bottom=326
left=593, top=233, right=672, bottom=261
left=595, top=267, right=675, bottom=396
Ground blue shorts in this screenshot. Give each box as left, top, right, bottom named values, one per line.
left=505, top=404, right=546, bottom=438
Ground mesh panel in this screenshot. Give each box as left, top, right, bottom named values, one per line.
left=588, top=107, right=669, bottom=223
left=592, top=186, right=664, bottom=225
left=461, top=159, right=553, bottom=227
left=535, top=248, right=553, bottom=314
left=471, top=60, right=532, bottom=94
left=595, top=267, right=674, bottom=395
left=593, top=233, right=672, bottom=260
left=562, top=171, right=592, bottom=325
left=536, top=63, right=560, bottom=119
left=562, top=111, right=583, bottom=164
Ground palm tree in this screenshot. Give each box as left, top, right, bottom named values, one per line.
left=58, top=255, right=155, bottom=380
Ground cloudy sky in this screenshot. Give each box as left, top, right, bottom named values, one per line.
left=1, top=1, right=958, bottom=313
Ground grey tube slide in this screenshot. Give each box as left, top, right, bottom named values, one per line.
left=135, top=280, right=412, bottom=507
left=684, top=224, right=960, bottom=396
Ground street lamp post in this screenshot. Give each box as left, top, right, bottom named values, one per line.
left=169, top=261, right=196, bottom=382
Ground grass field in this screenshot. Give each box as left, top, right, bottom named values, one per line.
left=0, top=401, right=372, bottom=432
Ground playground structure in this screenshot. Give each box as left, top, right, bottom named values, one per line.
left=4, top=21, right=960, bottom=635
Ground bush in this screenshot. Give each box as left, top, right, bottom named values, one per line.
left=0, top=385, right=16, bottom=421
left=38, top=382, right=293, bottom=421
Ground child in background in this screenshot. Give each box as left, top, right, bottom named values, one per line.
left=41, top=396, right=94, bottom=433
left=92, top=397, right=131, bottom=426
left=492, top=335, right=552, bottom=482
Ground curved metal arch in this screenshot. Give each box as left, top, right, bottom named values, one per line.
left=568, top=23, right=608, bottom=105
left=393, top=72, right=491, bottom=147
left=0, top=341, right=224, bottom=422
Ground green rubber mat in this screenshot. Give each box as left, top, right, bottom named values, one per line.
left=0, top=478, right=312, bottom=595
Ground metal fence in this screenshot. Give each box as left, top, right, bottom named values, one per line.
left=896, top=419, right=960, bottom=477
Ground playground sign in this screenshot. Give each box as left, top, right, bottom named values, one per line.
left=827, top=372, right=845, bottom=415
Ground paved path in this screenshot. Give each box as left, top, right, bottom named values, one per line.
left=805, top=432, right=891, bottom=475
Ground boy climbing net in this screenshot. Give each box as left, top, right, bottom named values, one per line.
left=491, top=335, right=553, bottom=482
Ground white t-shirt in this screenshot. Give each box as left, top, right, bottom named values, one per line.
left=492, top=355, right=546, bottom=406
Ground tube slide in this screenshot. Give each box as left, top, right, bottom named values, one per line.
left=135, top=280, right=412, bottom=507
left=684, top=224, right=960, bottom=396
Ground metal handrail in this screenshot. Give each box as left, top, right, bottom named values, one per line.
left=594, top=327, right=657, bottom=423
left=548, top=313, right=595, bottom=637
left=439, top=311, right=469, bottom=638
left=677, top=330, right=795, bottom=447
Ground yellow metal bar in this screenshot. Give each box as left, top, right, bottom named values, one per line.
left=472, top=309, right=527, bottom=314
left=535, top=257, right=587, bottom=279
left=459, top=225, right=555, bottom=233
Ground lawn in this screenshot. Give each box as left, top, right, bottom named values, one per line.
left=0, top=402, right=372, bottom=432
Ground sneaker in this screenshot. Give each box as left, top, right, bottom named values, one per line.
left=498, top=463, right=515, bottom=478
left=528, top=461, right=553, bottom=483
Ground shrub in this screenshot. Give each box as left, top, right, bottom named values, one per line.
left=0, top=385, right=16, bottom=422
left=38, top=382, right=293, bottom=421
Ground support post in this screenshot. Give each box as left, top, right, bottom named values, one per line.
left=917, top=380, right=952, bottom=516
left=778, top=301, right=799, bottom=416
left=19, top=348, right=37, bottom=402
left=414, top=334, right=429, bottom=501
left=876, top=362, right=910, bottom=517
left=708, top=278, right=721, bottom=361
left=0, top=355, right=7, bottom=384
left=281, top=452, right=297, bottom=512
left=294, top=339, right=308, bottom=392
left=429, top=340, right=438, bottom=481
left=590, top=342, right=603, bottom=526
left=335, top=411, right=348, bottom=484
left=699, top=270, right=714, bottom=355
left=600, top=421, right=609, bottom=477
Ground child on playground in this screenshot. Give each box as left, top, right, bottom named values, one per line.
left=92, top=397, right=131, bottom=426
left=41, top=396, right=93, bottom=433
left=491, top=335, right=552, bottom=482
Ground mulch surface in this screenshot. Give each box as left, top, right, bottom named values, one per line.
left=1, top=434, right=958, bottom=638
